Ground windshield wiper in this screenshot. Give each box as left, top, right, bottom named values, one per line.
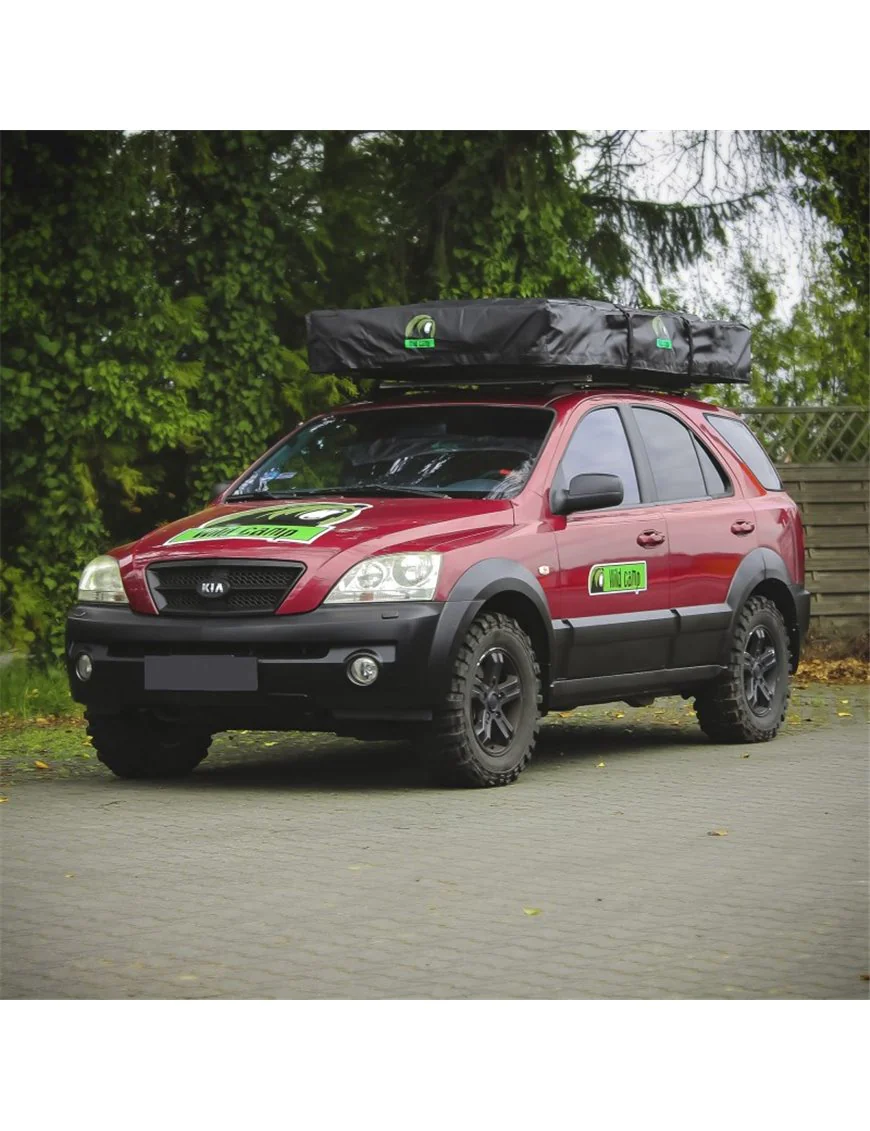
left=228, top=484, right=450, bottom=502
left=326, top=484, right=451, bottom=499
left=227, top=487, right=337, bottom=501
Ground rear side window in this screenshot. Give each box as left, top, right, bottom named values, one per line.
left=633, top=407, right=707, bottom=501
left=558, top=407, right=640, bottom=505
left=705, top=415, right=782, bottom=490
left=694, top=437, right=731, bottom=497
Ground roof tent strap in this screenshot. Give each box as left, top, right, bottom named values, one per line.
left=685, top=316, right=695, bottom=383
left=614, top=304, right=634, bottom=373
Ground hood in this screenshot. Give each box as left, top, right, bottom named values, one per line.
left=120, top=496, right=514, bottom=614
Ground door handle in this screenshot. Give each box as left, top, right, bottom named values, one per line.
left=637, top=529, right=665, bottom=547
left=731, top=520, right=756, bottom=535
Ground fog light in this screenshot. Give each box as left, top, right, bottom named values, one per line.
left=347, top=654, right=379, bottom=687
left=75, top=653, right=93, bottom=682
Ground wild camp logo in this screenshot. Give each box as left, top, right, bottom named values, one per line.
left=651, top=314, right=673, bottom=350
left=589, top=561, right=648, bottom=595
left=164, top=502, right=370, bottom=545
left=404, top=314, right=436, bottom=349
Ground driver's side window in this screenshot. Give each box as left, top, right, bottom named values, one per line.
left=557, top=407, right=640, bottom=506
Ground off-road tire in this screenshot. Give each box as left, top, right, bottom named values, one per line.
left=87, top=711, right=211, bottom=780
left=694, top=596, right=791, bottom=744
left=428, top=612, right=541, bottom=787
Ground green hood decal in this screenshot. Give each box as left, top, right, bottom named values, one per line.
left=165, top=502, right=370, bottom=545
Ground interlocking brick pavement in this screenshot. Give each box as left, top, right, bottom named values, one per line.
left=1, top=690, right=868, bottom=998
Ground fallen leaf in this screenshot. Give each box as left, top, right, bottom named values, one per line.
left=861, top=974, right=869, bottom=981
left=65, top=873, right=75, bottom=879
left=707, top=829, right=728, bottom=837
left=0, top=796, right=8, bottom=803
left=742, top=753, right=750, bottom=759
left=34, top=760, right=50, bottom=770
left=840, top=699, right=850, bottom=705
left=614, top=711, right=625, bottom=719
left=795, top=656, right=868, bottom=684
left=263, top=741, right=278, bottom=747
left=523, top=907, right=543, bottom=916
left=837, top=712, right=852, bottom=718
left=596, top=761, right=606, bottom=768
left=558, top=711, right=574, bottom=718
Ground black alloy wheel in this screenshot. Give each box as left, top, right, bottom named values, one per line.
left=469, top=647, right=524, bottom=754
left=743, top=624, right=779, bottom=716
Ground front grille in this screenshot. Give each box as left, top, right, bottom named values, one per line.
left=147, top=560, right=305, bottom=616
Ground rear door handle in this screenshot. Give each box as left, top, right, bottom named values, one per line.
left=637, top=529, right=665, bottom=547
left=731, top=520, right=755, bottom=535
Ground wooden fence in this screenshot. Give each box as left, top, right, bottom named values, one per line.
left=742, top=408, right=869, bottom=642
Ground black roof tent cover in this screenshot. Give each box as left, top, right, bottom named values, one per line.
left=306, top=298, right=750, bottom=385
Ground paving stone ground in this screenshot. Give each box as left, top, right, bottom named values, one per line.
left=1, top=686, right=868, bottom=999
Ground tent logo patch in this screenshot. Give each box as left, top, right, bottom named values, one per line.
left=589, top=560, right=648, bottom=595
left=651, top=315, right=673, bottom=350
left=404, top=314, right=436, bottom=349
left=164, top=502, right=370, bottom=545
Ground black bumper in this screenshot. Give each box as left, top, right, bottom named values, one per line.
left=66, top=601, right=468, bottom=729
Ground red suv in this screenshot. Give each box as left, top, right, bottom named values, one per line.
left=67, top=301, right=810, bottom=787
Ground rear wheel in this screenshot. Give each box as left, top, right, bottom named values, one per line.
left=694, top=596, right=791, bottom=743
left=87, top=711, right=211, bottom=779
left=428, top=612, right=541, bottom=787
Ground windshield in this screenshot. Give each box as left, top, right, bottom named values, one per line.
left=230, top=405, right=553, bottom=501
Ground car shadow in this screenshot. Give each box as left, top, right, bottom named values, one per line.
left=123, top=716, right=709, bottom=794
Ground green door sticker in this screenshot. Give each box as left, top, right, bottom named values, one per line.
left=588, top=560, right=647, bottom=595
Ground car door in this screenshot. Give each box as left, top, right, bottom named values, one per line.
left=629, top=405, right=754, bottom=668
left=551, top=405, right=674, bottom=679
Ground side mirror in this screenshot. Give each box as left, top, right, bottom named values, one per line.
left=211, top=480, right=233, bottom=502
left=551, top=473, right=624, bottom=516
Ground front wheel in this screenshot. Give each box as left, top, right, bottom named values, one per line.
left=87, top=711, right=211, bottom=779
left=694, top=595, right=791, bottom=743
left=428, top=612, right=541, bottom=787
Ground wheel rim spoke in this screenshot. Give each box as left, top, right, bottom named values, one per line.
left=498, top=676, right=522, bottom=705
left=758, top=647, right=777, bottom=675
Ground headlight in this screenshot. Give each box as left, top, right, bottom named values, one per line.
left=324, top=553, right=442, bottom=604
left=77, top=555, right=129, bottom=604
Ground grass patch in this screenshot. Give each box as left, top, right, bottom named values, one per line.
left=0, top=660, right=81, bottom=724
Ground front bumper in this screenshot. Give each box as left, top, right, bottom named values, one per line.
left=66, top=601, right=464, bottom=729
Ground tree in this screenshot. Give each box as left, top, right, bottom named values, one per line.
left=2, top=129, right=865, bottom=660
left=1, top=131, right=208, bottom=657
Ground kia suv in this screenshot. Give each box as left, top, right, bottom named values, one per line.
left=67, top=386, right=809, bottom=786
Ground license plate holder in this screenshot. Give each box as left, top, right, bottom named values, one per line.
left=144, top=655, right=258, bottom=692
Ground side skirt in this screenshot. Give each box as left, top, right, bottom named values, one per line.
left=549, top=664, right=725, bottom=710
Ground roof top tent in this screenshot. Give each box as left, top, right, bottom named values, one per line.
left=306, top=298, right=751, bottom=389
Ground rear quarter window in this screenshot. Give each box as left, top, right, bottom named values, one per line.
left=705, top=415, right=782, bottom=491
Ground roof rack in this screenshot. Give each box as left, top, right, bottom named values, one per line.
left=365, top=373, right=692, bottom=400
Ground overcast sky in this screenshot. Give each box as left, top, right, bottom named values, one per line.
left=579, top=131, right=815, bottom=321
